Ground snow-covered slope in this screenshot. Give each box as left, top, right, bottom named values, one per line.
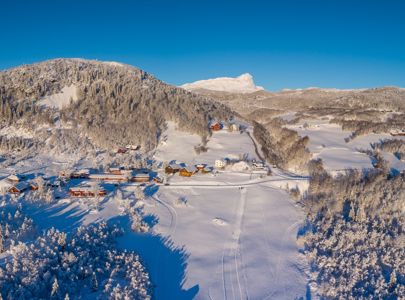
left=287, top=118, right=405, bottom=173
left=181, top=73, right=264, bottom=94
left=38, top=85, right=78, bottom=109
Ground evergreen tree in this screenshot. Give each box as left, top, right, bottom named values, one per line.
left=0, top=225, right=3, bottom=253
left=51, top=278, right=59, bottom=297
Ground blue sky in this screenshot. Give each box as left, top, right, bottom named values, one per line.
left=1, top=0, right=404, bottom=90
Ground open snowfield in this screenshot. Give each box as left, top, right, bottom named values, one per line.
left=287, top=118, right=405, bottom=173
left=154, top=122, right=259, bottom=166
left=130, top=175, right=308, bottom=299
left=38, top=85, right=78, bottom=109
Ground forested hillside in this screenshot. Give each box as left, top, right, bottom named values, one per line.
left=0, top=59, right=232, bottom=152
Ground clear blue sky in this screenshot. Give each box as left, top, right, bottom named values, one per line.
left=1, top=0, right=404, bottom=90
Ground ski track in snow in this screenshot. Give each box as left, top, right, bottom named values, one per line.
left=220, top=187, right=248, bottom=300
left=153, top=194, right=177, bottom=236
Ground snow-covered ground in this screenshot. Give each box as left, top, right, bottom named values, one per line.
left=1, top=121, right=310, bottom=299
left=287, top=118, right=405, bottom=173
left=0, top=125, right=34, bottom=139
left=154, top=122, right=258, bottom=166
left=126, top=175, right=308, bottom=299
left=38, top=85, right=78, bottom=109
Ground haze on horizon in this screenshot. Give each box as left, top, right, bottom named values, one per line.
left=1, top=0, right=405, bottom=90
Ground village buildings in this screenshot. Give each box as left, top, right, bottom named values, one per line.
left=69, top=184, right=107, bottom=197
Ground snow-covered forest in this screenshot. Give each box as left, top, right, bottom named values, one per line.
left=0, top=59, right=232, bottom=152
left=300, top=166, right=404, bottom=298
left=0, top=206, right=152, bottom=299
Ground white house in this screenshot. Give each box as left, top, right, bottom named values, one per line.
left=215, top=159, right=227, bottom=169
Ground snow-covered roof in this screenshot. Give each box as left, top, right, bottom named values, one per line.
left=133, top=173, right=150, bottom=178
left=13, top=182, right=30, bottom=191
left=88, top=173, right=129, bottom=180
left=181, top=165, right=198, bottom=173
left=70, top=184, right=103, bottom=192
left=7, top=174, right=22, bottom=182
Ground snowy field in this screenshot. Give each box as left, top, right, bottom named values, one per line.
left=154, top=122, right=259, bottom=166
left=287, top=118, right=405, bottom=173
left=124, top=174, right=309, bottom=299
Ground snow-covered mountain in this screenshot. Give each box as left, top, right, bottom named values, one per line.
left=0, top=58, right=232, bottom=151
left=181, top=73, right=264, bottom=93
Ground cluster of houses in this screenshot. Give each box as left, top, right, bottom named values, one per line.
left=209, top=120, right=242, bottom=132
left=165, top=161, right=213, bottom=177
left=213, top=158, right=266, bottom=170
left=60, top=167, right=161, bottom=184
left=0, top=174, right=48, bottom=195
left=0, top=165, right=163, bottom=198
left=390, top=129, right=405, bottom=136
left=164, top=158, right=267, bottom=177
left=117, top=144, right=140, bottom=154
left=63, top=167, right=162, bottom=198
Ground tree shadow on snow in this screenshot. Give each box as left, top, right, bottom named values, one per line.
left=25, top=201, right=88, bottom=233
left=110, top=215, right=199, bottom=300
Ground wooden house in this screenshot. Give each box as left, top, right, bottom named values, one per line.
left=210, top=122, right=222, bottom=131
left=131, top=173, right=150, bottom=183
left=8, top=182, right=30, bottom=194
left=117, top=148, right=128, bottom=154
left=201, top=166, right=213, bottom=174
left=108, top=167, right=123, bottom=175
left=165, top=163, right=181, bottom=174
left=125, top=145, right=140, bottom=151
left=152, top=176, right=163, bottom=184
left=179, top=166, right=198, bottom=177
left=59, top=170, right=71, bottom=179
left=252, top=161, right=266, bottom=169
left=70, top=169, right=90, bottom=179
left=29, top=182, right=39, bottom=191
left=69, top=185, right=106, bottom=197
left=195, top=164, right=206, bottom=171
